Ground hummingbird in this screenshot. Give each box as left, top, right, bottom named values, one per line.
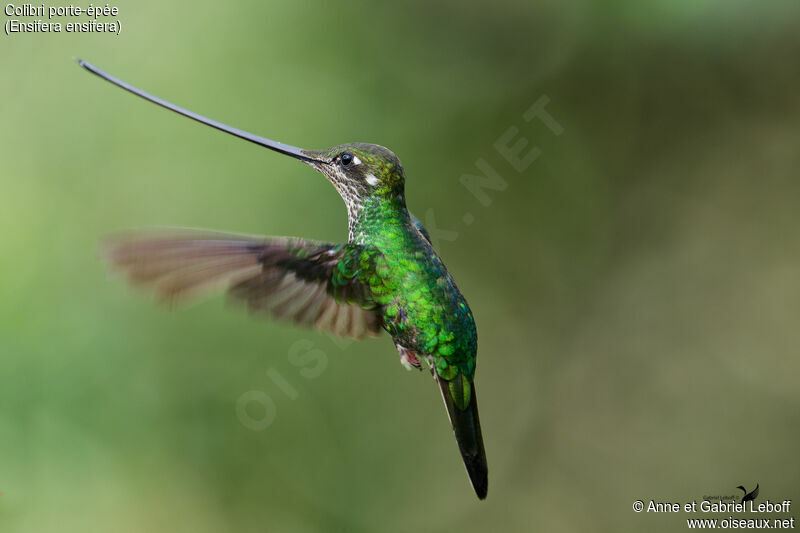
left=78, top=59, right=488, bottom=499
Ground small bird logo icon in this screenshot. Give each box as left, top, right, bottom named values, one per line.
left=737, top=483, right=759, bottom=503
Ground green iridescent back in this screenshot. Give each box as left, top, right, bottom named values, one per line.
left=316, top=144, right=478, bottom=409
left=358, top=196, right=477, bottom=378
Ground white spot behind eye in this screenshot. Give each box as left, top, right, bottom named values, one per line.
left=365, top=173, right=380, bottom=186
left=352, top=155, right=362, bottom=166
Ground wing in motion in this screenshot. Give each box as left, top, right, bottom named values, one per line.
left=103, top=230, right=383, bottom=339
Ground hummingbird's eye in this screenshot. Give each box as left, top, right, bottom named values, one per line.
left=340, top=152, right=354, bottom=166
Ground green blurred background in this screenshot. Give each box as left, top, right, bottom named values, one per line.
left=2, top=1, right=799, bottom=531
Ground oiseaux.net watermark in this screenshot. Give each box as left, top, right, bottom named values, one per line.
left=235, top=94, right=565, bottom=431
left=632, top=496, right=795, bottom=529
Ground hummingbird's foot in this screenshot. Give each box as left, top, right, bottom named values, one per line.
left=395, top=344, right=421, bottom=371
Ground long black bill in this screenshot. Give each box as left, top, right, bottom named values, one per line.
left=76, top=59, right=322, bottom=164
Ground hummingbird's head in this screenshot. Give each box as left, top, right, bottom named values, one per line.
left=301, top=143, right=406, bottom=207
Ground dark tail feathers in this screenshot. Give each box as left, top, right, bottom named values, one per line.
left=436, top=374, right=488, bottom=499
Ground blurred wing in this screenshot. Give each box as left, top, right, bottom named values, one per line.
left=104, top=230, right=383, bottom=339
